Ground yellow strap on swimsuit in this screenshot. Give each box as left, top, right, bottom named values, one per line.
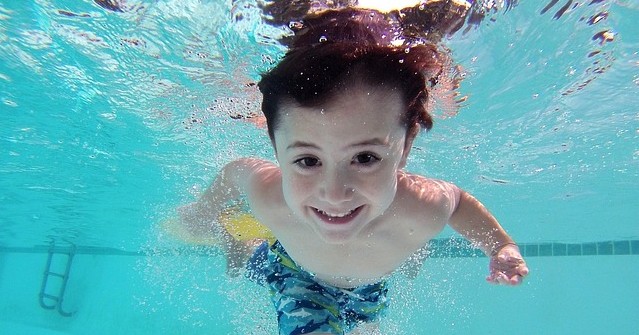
left=219, top=205, right=276, bottom=244
left=162, top=205, right=275, bottom=245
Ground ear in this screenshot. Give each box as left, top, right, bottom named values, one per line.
left=399, top=124, right=419, bottom=169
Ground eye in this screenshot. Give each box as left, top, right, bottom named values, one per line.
left=294, top=156, right=321, bottom=168
left=353, top=152, right=380, bottom=165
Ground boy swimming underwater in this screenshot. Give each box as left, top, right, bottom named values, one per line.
left=175, top=3, right=529, bottom=334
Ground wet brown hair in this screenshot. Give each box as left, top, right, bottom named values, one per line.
left=258, top=8, right=456, bottom=143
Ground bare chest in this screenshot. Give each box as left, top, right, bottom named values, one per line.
left=275, top=223, right=434, bottom=287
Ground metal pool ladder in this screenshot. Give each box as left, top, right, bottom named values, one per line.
left=39, top=240, right=75, bottom=317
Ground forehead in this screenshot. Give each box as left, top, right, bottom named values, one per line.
left=274, top=85, right=406, bottom=145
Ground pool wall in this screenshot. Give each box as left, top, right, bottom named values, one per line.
left=0, top=249, right=243, bottom=334
left=1, top=241, right=637, bottom=334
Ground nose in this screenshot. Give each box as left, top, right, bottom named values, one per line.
left=318, top=167, right=354, bottom=205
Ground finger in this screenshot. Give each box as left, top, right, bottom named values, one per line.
left=511, top=273, right=527, bottom=285
left=486, top=275, right=499, bottom=284
left=491, top=256, right=524, bottom=267
left=491, top=262, right=523, bottom=272
left=497, top=273, right=510, bottom=285
left=499, top=271, right=523, bottom=285
left=488, top=269, right=527, bottom=286
left=486, top=271, right=503, bottom=284
left=493, top=272, right=517, bottom=286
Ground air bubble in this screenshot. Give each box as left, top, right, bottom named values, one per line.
left=2, top=99, right=17, bottom=107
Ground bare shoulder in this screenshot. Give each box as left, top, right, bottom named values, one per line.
left=395, top=171, right=461, bottom=218
left=232, top=158, right=281, bottom=196
left=227, top=157, right=278, bottom=175
left=237, top=159, right=288, bottom=223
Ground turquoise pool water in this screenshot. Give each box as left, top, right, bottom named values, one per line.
left=1, top=0, right=637, bottom=334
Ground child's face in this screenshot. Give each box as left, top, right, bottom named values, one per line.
left=273, top=84, right=411, bottom=244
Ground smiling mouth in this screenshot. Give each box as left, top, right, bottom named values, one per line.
left=312, top=206, right=364, bottom=224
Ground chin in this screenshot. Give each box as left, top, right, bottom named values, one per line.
left=311, top=219, right=369, bottom=245
left=316, top=230, right=359, bottom=245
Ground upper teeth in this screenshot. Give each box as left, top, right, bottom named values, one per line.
left=319, top=209, right=354, bottom=218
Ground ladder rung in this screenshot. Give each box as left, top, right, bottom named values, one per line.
left=41, top=293, right=60, bottom=301
left=45, top=272, right=66, bottom=278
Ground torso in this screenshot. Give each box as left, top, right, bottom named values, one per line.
left=246, top=162, right=456, bottom=288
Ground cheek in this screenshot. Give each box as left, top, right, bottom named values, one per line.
left=370, top=179, right=398, bottom=211
left=358, top=166, right=398, bottom=199
left=371, top=175, right=397, bottom=198
left=281, top=173, right=314, bottom=203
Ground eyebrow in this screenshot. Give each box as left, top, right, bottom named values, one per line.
left=286, top=138, right=390, bottom=151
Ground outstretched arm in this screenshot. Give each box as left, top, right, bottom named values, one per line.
left=177, top=158, right=269, bottom=237
left=448, top=190, right=529, bottom=285
left=173, top=158, right=274, bottom=275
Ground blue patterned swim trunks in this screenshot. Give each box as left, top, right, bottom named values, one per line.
left=259, top=241, right=389, bottom=335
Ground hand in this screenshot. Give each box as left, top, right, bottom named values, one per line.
left=486, top=243, right=529, bottom=285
